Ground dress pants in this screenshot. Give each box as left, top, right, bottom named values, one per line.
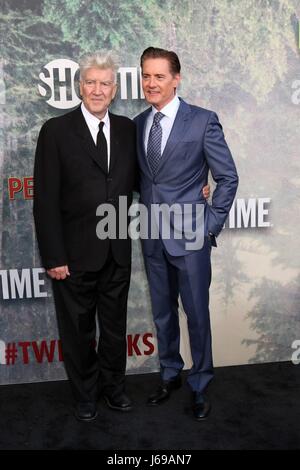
left=52, top=247, right=131, bottom=403
left=143, top=237, right=214, bottom=393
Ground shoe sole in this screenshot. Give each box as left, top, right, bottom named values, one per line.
left=104, top=396, right=132, bottom=412
left=195, top=414, right=209, bottom=421
left=147, top=395, right=170, bottom=406
left=75, top=411, right=98, bottom=422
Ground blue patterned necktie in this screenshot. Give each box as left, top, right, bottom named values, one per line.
left=147, top=112, right=164, bottom=175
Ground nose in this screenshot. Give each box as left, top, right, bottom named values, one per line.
left=148, top=77, right=156, bottom=88
left=93, top=82, right=103, bottom=94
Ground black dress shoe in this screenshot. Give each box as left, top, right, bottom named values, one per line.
left=104, top=392, right=132, bottom=411
left=192, top=392, right=211, bottom=421
left=74, top=402, right=98, bottom=422
left=147, top=376, right=182, bottom=406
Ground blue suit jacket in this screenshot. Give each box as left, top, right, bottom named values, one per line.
left=134, top=98, right=239, bottom=256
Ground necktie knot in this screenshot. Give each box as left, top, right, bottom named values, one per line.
left=153, top=112, right=164, bottom=125
left=98, top=121, right=104, bottom=131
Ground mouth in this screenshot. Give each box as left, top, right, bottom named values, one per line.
left=146, top=91, right=160, bottom=96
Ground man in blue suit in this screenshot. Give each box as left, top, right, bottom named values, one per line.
left=134, top=47, right=238, bottom=420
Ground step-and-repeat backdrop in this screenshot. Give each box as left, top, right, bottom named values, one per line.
left=0, top=0, right=299, bottom=384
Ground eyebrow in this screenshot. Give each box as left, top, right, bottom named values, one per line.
left=142, top=73, right=166, bottom=77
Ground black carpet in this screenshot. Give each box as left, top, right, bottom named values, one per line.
left=0, top=361, right=299, bottom=450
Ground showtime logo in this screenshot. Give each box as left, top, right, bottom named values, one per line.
left=38, top=59, right=81, bottom=109
left=38, top=59, right=144, bottom=109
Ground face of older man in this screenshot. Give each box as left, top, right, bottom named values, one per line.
left=141, top=58, right=181, bottom=111
left=80, top=67, right=117, bottom=119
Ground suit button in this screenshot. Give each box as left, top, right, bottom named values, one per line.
left=107, top=177, right=112, bottom=182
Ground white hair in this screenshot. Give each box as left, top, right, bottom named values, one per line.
left=79, top=51, right=118, bottom=83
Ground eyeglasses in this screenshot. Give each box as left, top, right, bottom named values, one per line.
left=83, top=80, right=115, bottom=89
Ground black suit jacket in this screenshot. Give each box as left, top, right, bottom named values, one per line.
left=33, top=106, right=136, bottom=271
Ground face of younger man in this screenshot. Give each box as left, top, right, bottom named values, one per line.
left=141, top=57, right=181, bottom=111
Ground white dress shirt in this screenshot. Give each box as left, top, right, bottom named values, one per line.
left=144, top=95, right=180, bottom=155
left=81, top=102, right=111, bottom=170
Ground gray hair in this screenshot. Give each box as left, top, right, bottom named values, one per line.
left=79, top=51, right=118, bottom=83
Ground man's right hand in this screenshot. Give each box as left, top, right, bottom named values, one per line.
left=202, top=184, right=210, bottom=200
left=47, top=265, right=70, bottom=280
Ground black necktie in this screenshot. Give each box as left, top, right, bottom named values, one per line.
left=96, top=121, right=108, bottom=172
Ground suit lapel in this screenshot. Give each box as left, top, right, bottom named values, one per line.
left=72, top=106, right=108, bottom=174
left=108, top=112, right=120, bottom=175
left=156, top=99, right=191, bottom=174
left=138, top=101, right=192, bottom=177
left=138, top=107, right=152, bottom=175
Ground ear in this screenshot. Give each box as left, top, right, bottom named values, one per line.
left=112, top=83, right=118, bottom=100
left=173, top=73, right=181, bottom=87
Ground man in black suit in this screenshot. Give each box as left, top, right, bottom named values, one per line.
left=33, top=52, right=136, bottom=421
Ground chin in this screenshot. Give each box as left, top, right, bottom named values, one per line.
left=92, top=107, right=104, bottom=114
left=146, top=94, right=159, bottom=103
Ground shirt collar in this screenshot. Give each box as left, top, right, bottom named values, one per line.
left=81, top=102, right=110, bottom=129
left=150, top=95, right=180, bottom=120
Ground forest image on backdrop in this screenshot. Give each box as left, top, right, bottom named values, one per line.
left=0, top=0, right=299, bottom=384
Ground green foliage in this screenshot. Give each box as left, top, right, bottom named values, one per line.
left=0, top=3, right=73, bottom=135
left=42, top=0, right=161, bottom=55
left=157, top=0, right=299, bottom=105
left=243, top=275, right=300, bottom=362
